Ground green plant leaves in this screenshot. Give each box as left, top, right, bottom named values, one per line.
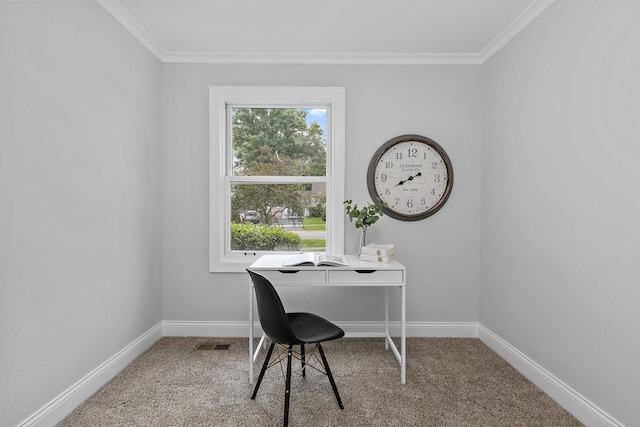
left=343, top=200, right=384, bottom=229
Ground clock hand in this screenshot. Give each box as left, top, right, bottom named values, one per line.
left=395, top=172, right=422, bottom=186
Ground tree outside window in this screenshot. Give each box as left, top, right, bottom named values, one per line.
left=230, top=108, right=328, bottom=252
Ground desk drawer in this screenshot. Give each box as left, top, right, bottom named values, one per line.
left=259, top=269, right=326, bottom=284
left=328, top=269, right=403, bottom=283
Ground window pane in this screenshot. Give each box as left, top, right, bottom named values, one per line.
left=230, top=183, right=327, bottom=252
left=231, top=108, right=327, bottom=176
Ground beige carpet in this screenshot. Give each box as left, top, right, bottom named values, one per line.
left=58, top=337, right=582, bottom=426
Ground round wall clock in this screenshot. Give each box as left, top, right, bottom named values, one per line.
left=367, top=134, right=453, bottom=221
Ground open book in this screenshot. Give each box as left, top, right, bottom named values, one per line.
left=282, top=253, right=350, bottom=267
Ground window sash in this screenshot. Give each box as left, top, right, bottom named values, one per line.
left=209, top=86, right=345, bottom=272
left=228, top=106, right=328, bottom=178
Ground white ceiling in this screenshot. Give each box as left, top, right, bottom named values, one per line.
left=97, top=0, right=556, bottom=64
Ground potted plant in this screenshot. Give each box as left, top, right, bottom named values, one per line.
left=343, top=199, right=384, bottom=253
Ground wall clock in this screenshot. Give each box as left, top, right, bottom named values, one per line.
left=367, top=134, right=453, bottom=221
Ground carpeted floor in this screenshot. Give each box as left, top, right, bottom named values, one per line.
left=58, top=337, right=582, bottom=426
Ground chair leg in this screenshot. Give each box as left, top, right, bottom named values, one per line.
left=301, top=344, right=306, bottom=377
left=317, top=343, right=344, bottom=410
left=284, top=345, right=293, bottom=427
left=251, top=341, right=275, bottom=400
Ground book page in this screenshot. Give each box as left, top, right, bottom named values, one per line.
left=283, top=253, right=349, bottom=267
left=316, top=254, right=349, bottom=266
left=282, top=253, right=316, bottom=266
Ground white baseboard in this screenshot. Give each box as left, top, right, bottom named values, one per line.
left=161, top=320, right=479, bottom=338
left=19, top=321, right=621, bottom=427
left=341, top=321, right=478, bottom=338
left=18, top=323, right=163, bottom=427
left=162, top=320, right=249, bottom=337
left=478, top=325, right=622, bottom=427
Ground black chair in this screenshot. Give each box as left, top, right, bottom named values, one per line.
left=247, top=270, right=345, bottom=426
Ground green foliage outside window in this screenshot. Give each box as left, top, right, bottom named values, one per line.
left=307, top=193, right=326, bottom=220
left=231, top=108, right=327, bottom=227
left=231, top=222, right=302, bottom=251
left=232, top=108, right=326, bottom=176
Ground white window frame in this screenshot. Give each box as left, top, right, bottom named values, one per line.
left=209, top=86, right=345, bottom=272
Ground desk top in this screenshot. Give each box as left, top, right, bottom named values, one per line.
left=249, top=254, right=405, bottom=271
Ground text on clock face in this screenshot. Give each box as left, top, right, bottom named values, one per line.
left=400, top=163, right=423, bottom=172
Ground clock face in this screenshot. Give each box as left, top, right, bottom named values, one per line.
left=367, top=135, right=453, bottom=221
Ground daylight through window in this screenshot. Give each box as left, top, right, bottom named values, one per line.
left=231, top=107, right=328, bottom=252
left=209, top=87, right=345, bottom=271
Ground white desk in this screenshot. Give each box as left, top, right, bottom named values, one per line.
left=248, top=254, right=406, bottom=384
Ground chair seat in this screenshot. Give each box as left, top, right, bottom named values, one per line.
left=288, top=312, right=345, bottom=343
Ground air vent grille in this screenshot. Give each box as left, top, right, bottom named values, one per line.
left=195, top=343, right=231, bottom=351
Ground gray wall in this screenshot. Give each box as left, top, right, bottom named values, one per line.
left=0, top=2, right=162, bottom=426
left=481, top=1, right=640, bottom=425
left=161, top=64, right=482, bottom=323
left=5, top=0, right=638, bottom=425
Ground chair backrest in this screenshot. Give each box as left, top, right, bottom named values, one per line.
left=247, top=270, right=300, bottom=345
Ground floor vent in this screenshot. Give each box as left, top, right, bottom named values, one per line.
left=195, top=344, right=215, bottom=351
left=195, top=343, right=230, bottom=351
left=213, top=344, right=230, bottom=350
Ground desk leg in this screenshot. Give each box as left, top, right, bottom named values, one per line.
left=249, top=284, right=254, bottom=384
left=401, top=285, right=406, bottom=384
left=384, top=287, right=389, bottom=350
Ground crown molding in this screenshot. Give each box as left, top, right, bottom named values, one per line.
left=98, top=0, right=556, bottom=65
left=479, top=0, right=557, bottom=62
left=162, top=51, right=483, bottom=65
left=96, top=0, right=165, bottom=60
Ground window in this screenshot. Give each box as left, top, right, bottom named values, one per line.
left=209, top=87, right=345, bottom=272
